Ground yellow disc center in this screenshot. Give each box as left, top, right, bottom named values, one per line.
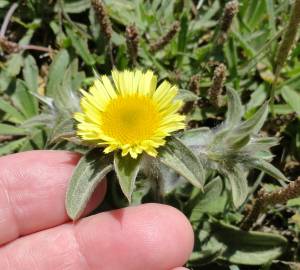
left=101, top=95, right=160, bottom=144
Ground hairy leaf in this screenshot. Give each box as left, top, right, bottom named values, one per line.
left=46, top=49, right=70, bottom=98
left=0, top=123, right=27, bottom=135
left=66, top=27, right=95, bottom=66
left=66, top=149, right=113, bottom=220
left=0, top=98, right=25, bottom=123
left=249, top=159, right=288, bottom=186
left=281, top=86, right=300, bottom=116
left=114, top=152, right=141, bottom=202
left=225, top=87, right=243, bottom=128
left=198, top=220, right=287, bottom=265
left=224, top=165, right=248, bottom=208
left=179, top=127, right=211, bottom=147
left=188, top=177, right=227, bottom=221
left=23, top=55, right=39, bottom=93
left=159, top=136, right=205, bottom=189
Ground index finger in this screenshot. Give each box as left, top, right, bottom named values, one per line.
left=0, top=150, right=107, bottom=245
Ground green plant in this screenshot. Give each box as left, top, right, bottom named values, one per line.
left=1, top=0, right=300, bottom=269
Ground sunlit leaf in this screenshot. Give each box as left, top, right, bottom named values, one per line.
left=114, top=152, right=141, bottom=202
left=66, top=149, right=113, bottom=220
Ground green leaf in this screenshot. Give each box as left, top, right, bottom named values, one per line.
left=176, top=13, right=188, bottom=67
left=0, top=138, right=27, bottom=156
left=247, top=0, right=266, bottom=30
left=245, top=136, right=278, bottom=153
left=287, top=197, right=300, bottom=207
left=245, top=85, right=268, bottom=113
left=131, top=179, right=151, bottom=205
left=5, top=53, right=23, bottom=77
left=189, top=249, right=223, bottom=266
left=23, top=55, right=39, bottom=93
left=249, top=159, right=288, bottom=185
left=159, top=136, right=205, bottom=189
left=199, top=220, right=287, bottom=265
left=272, top=104, right=294, bottom=115
left=0, top=123, right=27, bottom=135
left=114, top=152, right=141, bottom=202
left=229, top=135, right=251, bottom=150
left=66, top=27, right=96, bottom=66
left=225, top=88, right=243, bottom=128
left=12, top=80, right=38, bottom=118
left=66, top=149, right=113, bottom=220
left=49, top=116, right=75, bottom=144
left=224, top=165, right=248, bottom=208
left=179, top=127, right=211, bottom=147
left=21, top=113, right=54, bottom=129
left=0, top=98, right=25, bottom=123
left=0, top=1, right=9, bottom=8
left=281, top=86, right=300, bottom=116
left=19, top=129, right=46, bottom=151
left=237, top=102, right=269, bottom=135
left=226, top=102, right=269, bottom=147
left=46, top=49, right=70, bottom=98
left=49, top=63, right=80, bottom=111
left=188, top=177, right=228, bottom=221
left=69, top=58, right=86, bottom=92
left=57, top=0, right=90, bottom=13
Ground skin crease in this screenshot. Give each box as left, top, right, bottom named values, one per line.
left=0, top=151, right=194, bottom=270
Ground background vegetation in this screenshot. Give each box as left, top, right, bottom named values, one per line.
left=0, top=0, right=300, bottom=269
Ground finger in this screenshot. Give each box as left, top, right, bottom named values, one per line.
left=0, top=204, right=194, bottom=270
left=0, top=150, right=107, bottom=245
left=171, top=268, right=190, bottom=270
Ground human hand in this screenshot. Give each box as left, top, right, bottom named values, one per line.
left=0, top=151, right=194, bottom=270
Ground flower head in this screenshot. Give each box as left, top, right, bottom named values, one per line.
left=74, top=69, right=185, bottom=158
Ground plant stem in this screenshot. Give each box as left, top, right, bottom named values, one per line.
left=0, top=37, right=52, bottom=53
left=0, top=3, right=18, bottom=37
left=0, top=3, right=52, bottom=54
left=20, top=44, right=52, bottom=53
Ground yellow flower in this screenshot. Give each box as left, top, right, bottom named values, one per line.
left=74, top=69, right=185, bottom=159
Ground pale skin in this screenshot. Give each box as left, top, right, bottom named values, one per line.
left=0, top=151, right=194, bottom=270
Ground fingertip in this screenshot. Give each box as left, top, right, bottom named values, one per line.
left=76, top=203, right=194, bottom=270
left=0, top=150, right=107, bottom=244
left=143, top=203, right=194, bottom=263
